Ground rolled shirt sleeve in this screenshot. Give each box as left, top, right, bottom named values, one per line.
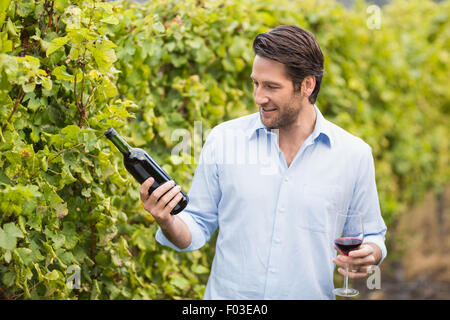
left=348, top=143, right=388, bottom=264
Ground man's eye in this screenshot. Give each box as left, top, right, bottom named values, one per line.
left=253, top=82, right=278, bottom=90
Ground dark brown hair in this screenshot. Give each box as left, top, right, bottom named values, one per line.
left=252, top=25, right=324, bottom=104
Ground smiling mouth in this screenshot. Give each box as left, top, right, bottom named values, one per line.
left=261, top=107, right=277, bottom=112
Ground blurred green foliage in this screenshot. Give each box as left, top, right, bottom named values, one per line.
left=0, top=0, right=448, bottom=299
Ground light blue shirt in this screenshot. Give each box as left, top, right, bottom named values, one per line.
left=156, top=105, right=387, bottom=299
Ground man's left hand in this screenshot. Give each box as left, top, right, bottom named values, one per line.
left=332, top=242, right=382, bottom=279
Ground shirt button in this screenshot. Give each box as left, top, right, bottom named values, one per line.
left=284, top=176, right=289, bottom=182
left=274, top=238, right=281, bottom=244
left=278, top=207, right=285, bottom=213
left=270, top=268, right=276, bottom=273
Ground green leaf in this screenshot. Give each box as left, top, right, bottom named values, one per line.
left=25, top=93, right=42, bottom=111
left=15, top=247, right=33, bottom=266
left=91, top=41, right=117, bottom=73
left=44, top=270, right=60, bottom=281
left=22, top=82, right=35, bottom=93
left=191, top=265, right=209, bottom=274
left=95, top=252, right=109, bottom=266
left=54, top=0, right=68, bottom=12
left=44, top=228, right=66, bottom=249
left=228, top=37, right=247, bottom=57
left=0, top=223, right=23, bottom=250
left=99, top=78, right=118, bottom=99
left=2, top=271, right=15, bottom=287
left=81, top=187, right=91, bottom=197
left=54, top=202, right=68, bottom=219
left=46, top=36, right=69, bottom=56
left=56, top=248, right=76, bottom=265
left=131, top=227, right=155, bottom=251
left=91, top=280, right=101, bottom=299
left=0, top=30, right=12, bottom=53
left=6, top=19, right=18, bottom=37
left=61, top=166, right=77, bottom=186
left=0, top=0, right=11, bottom=13
left=16, top=0, right=34, bottom=17
left=27, top=212, right=42, bottom=231
left=187, top=38, right=204, bottom=49
left=4, top=249, right=11, bottom=263
left=30, top=240, right=45, bottom=262
left=4, top=223, right=24, bottom=239
left=101, top=15, right=119, bottom=25
left=170, top=274, right=190, bottom=291
left=61, top=124, right=81, bottom=143
left=152, top=22, right=165, bottom=33
left=52, top=65, right=74, bottom=82
left=61, top=221, right=78, bottom=250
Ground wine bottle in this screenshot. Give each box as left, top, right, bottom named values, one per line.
left=104, top=127, right=189, bottom=215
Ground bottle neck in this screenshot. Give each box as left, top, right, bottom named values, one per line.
left=108, top=134, right=132, bottom=155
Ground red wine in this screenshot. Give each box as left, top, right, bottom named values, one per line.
left=334, top=237, right=362, bottom=256
left=105, top=127, right=189, bottom=215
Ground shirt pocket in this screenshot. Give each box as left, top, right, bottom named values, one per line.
left=294, top=183, right=343, bottom=234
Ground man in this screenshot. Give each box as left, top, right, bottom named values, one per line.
left=139, top=25, right=387, bottom=299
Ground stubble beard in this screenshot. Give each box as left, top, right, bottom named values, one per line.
left=260, top=95, right=303, bottom=130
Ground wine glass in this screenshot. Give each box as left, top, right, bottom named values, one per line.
left=332, top=209, right=364, bottom=297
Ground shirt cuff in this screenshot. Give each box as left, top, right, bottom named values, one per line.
left=363, top=234, right=387, bottom=265
left=155, top=210, right=206, bottom=252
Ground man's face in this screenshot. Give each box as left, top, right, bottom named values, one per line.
left=251, top=55, right=303, bottom=129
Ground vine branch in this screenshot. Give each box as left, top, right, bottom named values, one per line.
left=74, top=69, right=88, bottom=127
left=1, top=89, right=25, bottom=132
left=28, top=143, right=85, bottom=181
left=89, top=208, right=95, bottom=264
left=48, top=143, right=85, bottom=163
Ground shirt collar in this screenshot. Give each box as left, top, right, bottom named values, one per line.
left=247, top=104, right=334, bottom=147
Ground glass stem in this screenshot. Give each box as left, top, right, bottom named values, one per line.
left=344, top=266, right=349, bottom=292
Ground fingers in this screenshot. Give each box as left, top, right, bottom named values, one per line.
left=142, top=180, right=182, bottom=224
left=334, top=253, right=377, bottom=266
left=348, top=244, right=373, bottom=258
left=333, top=244, right=376, bottom=265
left=333, top=243, right=377, bottom=279
left=151, top=180, right=176, bottom=207
left=337, top=265, right=374, bottom=279
left=139, top=177, right=155, bottom=202
left=337, top=267, right=369, bottom=279
left=158, top=183, right=182, bottom=211
left=165, top=190, right=183, bottom=211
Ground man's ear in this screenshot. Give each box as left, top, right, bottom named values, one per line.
left=302, top=75, right=316, bottom=96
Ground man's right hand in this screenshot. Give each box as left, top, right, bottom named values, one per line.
left=139, top=177, right=183, bottom=228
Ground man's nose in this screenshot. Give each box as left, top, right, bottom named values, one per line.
left=254, top=87, right=269, bottom=105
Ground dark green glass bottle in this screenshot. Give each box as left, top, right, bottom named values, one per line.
left=104, top=127, right=188, bottom=215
